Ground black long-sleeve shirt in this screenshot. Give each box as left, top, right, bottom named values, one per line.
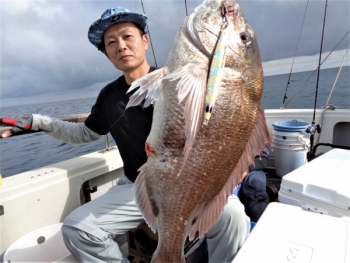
left=85, top=67, right=156, bottom=182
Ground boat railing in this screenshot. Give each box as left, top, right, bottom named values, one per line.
left=0, top=113, right=114, bottom=151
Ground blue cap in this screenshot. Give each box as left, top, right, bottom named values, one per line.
left=88, top=7, right=148, bottom=51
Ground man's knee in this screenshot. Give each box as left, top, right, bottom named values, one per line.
left=222, top=197, right=250, bottom=230
left=62, top=225, right=71, bottom=239
left=207, top=196, right=249, bottom=238
left=225, top=198, right=245, bottom=215
left=61, top=225, right=77, bottom=248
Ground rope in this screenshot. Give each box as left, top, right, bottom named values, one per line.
left=325, top=45, right=350, bottom=106
left=283, top=30, right=350, bottom=108
left=185, top=0, right=188, bottom=16
left=281, top=0, right=309, bottom=108
left=140, top=0, right=158, bottom=68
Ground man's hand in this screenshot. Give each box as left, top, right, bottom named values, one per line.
left=0, top=114, right=33, bottom=138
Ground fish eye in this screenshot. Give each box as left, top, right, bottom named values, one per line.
left=240, top=33, right=249, bottom=41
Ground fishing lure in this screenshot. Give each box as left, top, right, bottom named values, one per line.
left=203, top=16, right=229, bottom=125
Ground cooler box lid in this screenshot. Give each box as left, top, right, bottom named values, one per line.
left=233, top=202, right=350, bottom=263
left=279, top=149, right=350, bottom=214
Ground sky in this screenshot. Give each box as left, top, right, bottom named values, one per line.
left=1, top=0, right=349, bottom=107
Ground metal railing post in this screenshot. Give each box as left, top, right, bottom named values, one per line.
left=104, top=133, right=112, bottom=151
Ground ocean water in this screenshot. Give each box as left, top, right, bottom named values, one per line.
left=0, top=66, right=349, bottom=178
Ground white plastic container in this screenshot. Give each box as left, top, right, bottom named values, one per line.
left=3, top=223, right=71, bottom=263
left=279, top=149, right=350, bottom=217
left=233, top=202, right=350, bottom=263
left=272, top=129, right=310, bottom=177
left=272, top=129, right=310, bottom=143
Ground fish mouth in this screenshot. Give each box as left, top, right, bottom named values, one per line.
left=184, top=4, right=211, bottom=57
left=185, top=0, right=241, bottom=58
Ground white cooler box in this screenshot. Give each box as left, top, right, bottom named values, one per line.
left=279, top=149, right=350, bottom=217
left=233, top=202, right=350, bottom=263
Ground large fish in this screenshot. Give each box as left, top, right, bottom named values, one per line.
left=127, top=0, right=271, bottom=262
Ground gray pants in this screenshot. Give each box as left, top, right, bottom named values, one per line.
left=62, top=176, right=250, bottom=263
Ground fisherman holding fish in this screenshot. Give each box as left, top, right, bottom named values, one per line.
left=1, top=3, right=252, bottom=263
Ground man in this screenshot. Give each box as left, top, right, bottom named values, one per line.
left=1, top=7, right=250, bottom=263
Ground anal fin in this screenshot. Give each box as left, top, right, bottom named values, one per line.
left=133, top=164, right=158, bottom=233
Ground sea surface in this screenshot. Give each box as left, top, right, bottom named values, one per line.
left=1, top=66, right=349, bottom=177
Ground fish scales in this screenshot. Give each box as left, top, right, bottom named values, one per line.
left=127, top=0, right=271, bottom=262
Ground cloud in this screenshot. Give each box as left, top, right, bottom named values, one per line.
left=1, top=0, right=64, bottom=21
left=1, top=0, right=349, bottom=103
left=263, top=48, right=350, bottom=76
left=0, top=80, right=111, bottom=107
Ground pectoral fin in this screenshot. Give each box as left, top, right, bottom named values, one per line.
left=162, top=61, right=208, bottom=172
left=126, top=68, right=166, bottom=108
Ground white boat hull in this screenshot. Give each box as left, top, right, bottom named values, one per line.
left=1, top=108, right=349, bottom=261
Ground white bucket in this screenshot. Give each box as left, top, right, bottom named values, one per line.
left=272, top=129, right=310, bottom=177
left=3, top=223, right=71, bottom=263
left=272, top=130, right=310, bottom=143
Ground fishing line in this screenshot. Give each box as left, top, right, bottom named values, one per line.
left=312, top=0, right=328, bottom=122
left=281, top=0, right=309, bottom=109
left=325, top=45, right=350, bottom=106
left=107, top=109, right=128, bottom=131
left=140, top=0, right=158, bottom=68
left=283, top=29, right=350, bottom=108
left=308, top=0, right=328, bottom=159
left=108, top=1, right=156, bottom=131
left=199, top=16, right=235, bottom=56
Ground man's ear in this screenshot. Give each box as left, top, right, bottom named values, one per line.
left=103, top=50, right=110, bottom=59
left=143, top=34, right=149, bottom=51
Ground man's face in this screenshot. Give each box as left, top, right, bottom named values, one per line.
left=103, top=22, right=149, bottom=73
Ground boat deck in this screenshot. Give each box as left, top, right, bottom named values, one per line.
left=56, top=170, right=283, bottom=263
